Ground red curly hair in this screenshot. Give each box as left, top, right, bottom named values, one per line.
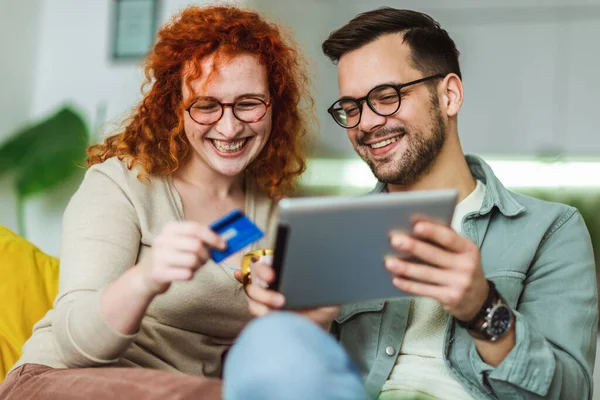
left=87, top=5, right=313, bottom=199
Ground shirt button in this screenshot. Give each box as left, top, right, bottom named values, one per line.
left=385, top=346, right=396, bottom=356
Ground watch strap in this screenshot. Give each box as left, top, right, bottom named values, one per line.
left=456, top=280, right=511, bottom=340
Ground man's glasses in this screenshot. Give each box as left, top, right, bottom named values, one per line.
left=186, top=97, right=271, bottom=125
left=327, top=74, right=445, bottom=129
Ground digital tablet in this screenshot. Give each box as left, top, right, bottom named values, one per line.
left=269, top=189, right=458, bottom=309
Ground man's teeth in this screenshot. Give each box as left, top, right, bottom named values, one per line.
left=370, top=136, right=400, bottom=149
left=212, top=139, right=247, bottom=152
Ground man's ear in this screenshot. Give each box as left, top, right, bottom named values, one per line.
left=440, top=73, right=463, bottom=117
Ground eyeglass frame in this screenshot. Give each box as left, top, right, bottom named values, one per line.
left=185, top=96, right=272, bottom=125
left=327, top=73, right=446, bottom=129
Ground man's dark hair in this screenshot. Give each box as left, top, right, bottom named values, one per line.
left=322, top=7, right=461, bottom=80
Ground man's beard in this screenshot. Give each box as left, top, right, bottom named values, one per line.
left=355, top=104, right=446, bottom=186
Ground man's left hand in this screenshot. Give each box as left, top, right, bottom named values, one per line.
left=385, top=219, right=489, bottom=322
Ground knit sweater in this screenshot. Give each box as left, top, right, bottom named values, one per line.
left=12, top=157, right=278, bottom=378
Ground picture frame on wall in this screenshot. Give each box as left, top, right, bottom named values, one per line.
left=111, top=0, right=160, bottom=61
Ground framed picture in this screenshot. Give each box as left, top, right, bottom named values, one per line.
left=111, top=0, right=161, bottom=61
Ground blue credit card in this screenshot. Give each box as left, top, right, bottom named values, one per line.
left=209, top=209, right=264, bottom=262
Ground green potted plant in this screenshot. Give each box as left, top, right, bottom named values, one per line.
left=0, top=106, right=89, bottom=236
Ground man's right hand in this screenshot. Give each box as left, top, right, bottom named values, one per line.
left=234, top=263, right=341, bottom=330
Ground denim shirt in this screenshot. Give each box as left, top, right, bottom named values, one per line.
left=332, top=155, right=598, bottom=400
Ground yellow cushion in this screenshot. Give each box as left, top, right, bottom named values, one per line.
left=0, top=225, right=59, bottom=382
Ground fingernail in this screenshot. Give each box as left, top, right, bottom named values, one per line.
left=413, top=223, right=424, bottom=234
left=392, top=236, right=406, bottom=249
left=276, top=294, right=285, bottom=307
left=384, top=257, right=397, bottom=268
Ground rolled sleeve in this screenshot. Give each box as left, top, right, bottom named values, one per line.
left=468, top=209, right=597, bottom=399
left=53, top=289, right=137, bottom=366
left=469, top=311, right=556, bottom=396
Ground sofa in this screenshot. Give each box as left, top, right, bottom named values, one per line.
left=0, top=225, right=59, bottom=382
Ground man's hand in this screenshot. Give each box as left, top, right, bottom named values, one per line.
left=234, top=264, right=340, bottom=330
left=385, top=219, right=489, bottom=322
left=386, top=218, right=516, bottom=367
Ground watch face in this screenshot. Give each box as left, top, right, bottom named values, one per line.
left=488, top=305, right=511, bottom=338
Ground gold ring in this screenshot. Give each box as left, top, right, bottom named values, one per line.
left=241, top=249, right=274, bottom=291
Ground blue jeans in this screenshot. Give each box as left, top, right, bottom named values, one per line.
left=223, top=312, right=368, bottom=400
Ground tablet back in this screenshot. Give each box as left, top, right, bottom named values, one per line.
left=271, top=189, right=458, bottom=309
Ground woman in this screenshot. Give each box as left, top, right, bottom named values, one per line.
left=0, top=5, right=311, bottom=399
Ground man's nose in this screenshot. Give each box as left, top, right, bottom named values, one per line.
left=358, top=103, right=387, bottom=134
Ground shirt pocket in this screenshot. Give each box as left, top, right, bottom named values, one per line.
left=335, top=300, right=386, bottom=375
left=486, top=270, right=527, bottom=308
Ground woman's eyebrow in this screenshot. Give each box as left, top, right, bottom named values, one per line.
left=236, top=93, right=268, bottom=100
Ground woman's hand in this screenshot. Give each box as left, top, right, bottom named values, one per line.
left=234, top=263, right=340, bottom=330
left=138, top=221, right=226, bottom=296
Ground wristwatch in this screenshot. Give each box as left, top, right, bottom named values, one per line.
left=456, top=280, right=513, bottom=341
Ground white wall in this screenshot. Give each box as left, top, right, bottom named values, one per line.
left=30, top=0, right=214, bottom=127
left=253, top=0, right=600, bottom=158
left=0, top=0, right=43, bottom=238
left=20, top=0, right=147, bottom=256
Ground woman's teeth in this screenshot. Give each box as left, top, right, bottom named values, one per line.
left=211, top=138, right=247, bottom=153
left=370, top=136, right=400, bottom=149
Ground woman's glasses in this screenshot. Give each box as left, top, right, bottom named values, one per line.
left=186, top=97, right=271, bottom=125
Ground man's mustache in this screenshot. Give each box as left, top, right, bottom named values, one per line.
left=357, top=127, right=408, bottom=146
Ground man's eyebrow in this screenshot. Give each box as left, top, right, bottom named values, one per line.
left=338, top=81, right=403, bottom=100
left=377, top=81, right=401, bottom=87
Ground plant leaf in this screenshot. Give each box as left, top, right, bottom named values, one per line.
left=0, top=106, right=89, bottom=198
left=0, top=119, right=49, bottom=175
left=16, top=147, right=87, bottom=198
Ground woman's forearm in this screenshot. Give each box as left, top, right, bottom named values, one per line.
left=99, top=265, right=157, bottom=335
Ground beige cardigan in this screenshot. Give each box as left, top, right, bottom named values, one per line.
left=13, top=157, right=278, bottom=377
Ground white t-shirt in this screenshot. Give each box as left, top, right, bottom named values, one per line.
left=380, top=180, right=486, bottom=400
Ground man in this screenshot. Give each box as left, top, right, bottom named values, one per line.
left=223, top=7, right=598, bottom=400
